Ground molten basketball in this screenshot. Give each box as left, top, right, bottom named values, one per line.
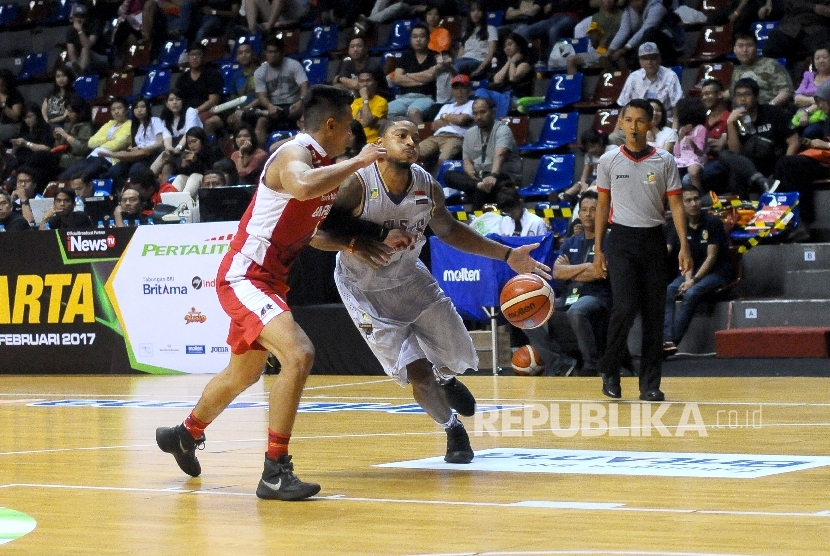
left=499, top=273, right=555, bottom=329
left=512, top=345, right=544, bottom=376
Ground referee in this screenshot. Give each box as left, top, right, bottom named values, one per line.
left=593, top=98, right=692, bottom=402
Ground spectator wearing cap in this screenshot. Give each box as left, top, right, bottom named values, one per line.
left=774, top=80, right=830, bottom=238
left=351, top=70, right=388, bottom=144
left=418, top=74, right=474, bottom=174
left=65, top=3, right=109, bottom=74
left=616, top=42, right=683, bottom=122
left=607, top=0, right=684, bottom=70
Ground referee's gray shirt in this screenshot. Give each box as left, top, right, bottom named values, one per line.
left=596, top=146, right=682, bottom=228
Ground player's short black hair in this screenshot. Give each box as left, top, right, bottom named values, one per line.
left=302, top=85, right=354, bottom=131
left=378, top=117, right=415, bottom=138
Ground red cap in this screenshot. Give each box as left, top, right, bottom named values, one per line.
left=451, top=74, right=471, bottom=86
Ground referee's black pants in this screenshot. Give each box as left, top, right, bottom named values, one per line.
left=597, top=224, right=668, bottom=393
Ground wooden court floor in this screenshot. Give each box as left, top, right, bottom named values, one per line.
left=1, top=373, right=829, bottom=555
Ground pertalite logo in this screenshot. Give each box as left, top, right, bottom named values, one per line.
left=67, top=235, right=115, bottom=252
left=443, top=268, right=480, bottom=282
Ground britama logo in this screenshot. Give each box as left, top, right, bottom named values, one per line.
left=143, top=284, right=188, bottom=295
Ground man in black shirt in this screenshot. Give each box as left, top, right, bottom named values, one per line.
left=65, top=4, right=109, bottom=74
left=174, top=43, right=225, bottom=136
left=39, top=187, right=92, bottom=230
left=663, top=186, right=733, bottom=354
left=0, top=190, right=30, bottom=231
left=388, top=23, right=447, bottom=124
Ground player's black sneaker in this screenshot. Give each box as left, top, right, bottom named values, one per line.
left=256, top=455, right=321, bottom=501
left=444, top=423, right=474, bottom=464
left=441, top=377, right=476, bottom=417
left=156, top=424, right=205, bottom=477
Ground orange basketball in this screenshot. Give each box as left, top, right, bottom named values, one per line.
left=499, top=273, right=555, bottom=329
left=512, top=345, right=544, bottom=376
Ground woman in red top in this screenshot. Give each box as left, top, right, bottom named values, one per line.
left=230, top=125, right=268, bottom=184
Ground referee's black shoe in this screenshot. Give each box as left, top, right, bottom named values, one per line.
left=639, top=388, right=665, bottom=402
left=601, top=374, right=621, bottom=399
left=441, top=377, right=476, bottom=417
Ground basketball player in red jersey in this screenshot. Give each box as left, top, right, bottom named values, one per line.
left=156, top=85, right=410, bottom=501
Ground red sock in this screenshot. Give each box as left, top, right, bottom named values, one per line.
left=267, top=430, right=290, bottom=460
left=183, top=412, right=210, bottom=440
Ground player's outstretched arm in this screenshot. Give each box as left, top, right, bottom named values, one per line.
left=270, top=143, right=387, bottom=201
left=427, top=178, right=551, bottom=278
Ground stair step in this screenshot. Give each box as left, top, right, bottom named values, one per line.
left=783, top=269, right=830, bottom=298
left=728, top=299, right=830, bottom=328
left=715, top=327, right=830, bottom=358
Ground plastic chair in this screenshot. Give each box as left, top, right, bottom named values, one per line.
left=296, top=25, right=339, bottom=58
left=149, top=39, right=188, bottom=71
left=202, top=37, right=224, bottom=63
left=44, top=0, right=72, bottom=25
left=74, top=75, right=99, bottom=101
left=275, top=29, right=299, bottom=56
left=688, top=61, right=733, bottom=96
left=370, top=19, right=418, bottom=53
left=100, top=72, right=135, bottom=103
left=435, top=159, right=463, bottom=189
left=0, top=2, right=20, bottom=28
left=504, top=115, right=529, bottom=146
left=521, top=73, right=583, bottom=114
left=16, top=51, right=49, bottom=82
left=592, top=108, right=619, bottom=136
left=752, top=20, right=780, bottom=54
left=730, top=191, right=800, bottom=243
left=92, top=179, right=113, bottom=196
left=575, top=70, right=629, bottom=110
left=219, top=61, right=240, bottom=96
left=136, top=68, right=171, bottom=101
left=486, top=11, right=504, bottom=27
left=685, top=24, right=734, bottom=64
left=234, top=33, right=262, bottom=56
left=302, top=57, right=329, bottom=86
left=21, top=0, right=49, bottom=28
left=266, top=130, right=299, bottom=151
left=517, top=112, right=579, bottom=154
left=92, top=106, right=110, bottom=127
left=518, top=153, right=576, bottom=198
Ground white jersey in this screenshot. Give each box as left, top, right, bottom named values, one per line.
left=336, top=162, right=435, bottom=292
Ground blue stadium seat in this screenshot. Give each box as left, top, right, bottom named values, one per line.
left=435, top=159, right=463, bottom=189
left=219, top=61, right=240, bottom=96
left=136, top=68, right=172, bottom=101
left=753, top=20, right=779, bottom=54
left=370, top=19, right=418, bottom=53
left=266, top=130, right=299, bottom=151
left=518, top=112, right=579, bottom=154
left=0, top=2, right=19, bottom=28
left=521, top=72, right=583, bottom=114
left=16, top=51, right=49, bottom=82
left=74, top=75, right=99, bottom=101
left=92, top=179, right=113, bottom=196
left=44, top=0, right=72, bottom=25
left=486, top=11, right=504, bottom=27
left=148, top=39, right=187, bottom=71
left=302, top=57, right=329, bottom=85
left=296, top=25, right=339, bottom=58
left=234, top=33, right=262, bottom=56
left=518, top=154, right=576, bottom=198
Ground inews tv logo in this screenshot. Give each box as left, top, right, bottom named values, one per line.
left=66, top=230, right=116, bottom=253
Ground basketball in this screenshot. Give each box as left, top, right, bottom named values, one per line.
left=499, top=273, right=555, bottom=329
left=512, top=345, right=544, bottom=376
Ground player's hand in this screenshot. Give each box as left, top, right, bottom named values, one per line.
left=593, top=250, right=607, bottom=278
left=506, top=243, right=551, bottom=279
left=354, top=143, right=387, bottom=167
left=350, top=237, right=394, bottom=268
left=384, top=228, right=416, bottom=251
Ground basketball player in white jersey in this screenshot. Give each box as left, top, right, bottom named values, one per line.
left=156, top=86, right=409, bottom=501
left=311, top=119, right=551, bottom=463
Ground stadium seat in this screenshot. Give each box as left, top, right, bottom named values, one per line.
left=535, top=202, right=570, bottom=238
left=520, top=73, right=583, bottom=113
left=752, top=20, right=779, bottom=54
left=383, top=51, right=404, bottom=74
left=731, top=191, right=799, bottom=243
left=16, top=51, right=49, bottom=82
left=370, top=19, right=418, bottom=53
left=275, top=29, right=299, bottom=56
left=435, top=159, right=462, bottom=189
left=517, top=112, right=579, bottom=154
left=92, top=106, right=110, bottom=127
left=219, top=61, right=239, bottom=96
left=100, top=72, right=135, bottom=103
left=505, top=115, right=529, bottom=146
left=685, top=24, right=734, bottom=64
left=296, top=25, right=339, bottom=58
left=74, top=75, right=99, bottom=101
left=202, top=37, right=224, bottom=63
left=234, top=33, right=262, bottom=56
left=592, top=108, right=619, bottom=136
left=699, top=0, right=730, bottom=19
left=136, top=68, right=171, bottom=101
left=148, top=39, right=187, bottom=71
left=92, top=179, right=113, bottom=196
left=0, top=2, right=19, bottom=29
left=44, top=0, right=72, bottom=25
left=486, top=11, right=504, bottom=27
left=121, top=43, right=152, bottom=72
left=266, top=130, right=299, bottom=151
left=440, top=15, right=461, bottom=41
left=688, top=61, right=733, bottom=96
left=21, top=0, right=50, bottom=28
left=518, top=154, right=576, bottom=198
left=575, top=70, right=629, bottom=110
left=302, top=57, right=329, bottom=85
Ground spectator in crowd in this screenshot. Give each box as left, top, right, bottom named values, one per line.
left=616, top=42, right=683, bottom=122
left=113, top=187, right=150, bottom=227
left=475, top=32, right=534, bottom=119
left=560, top=9, right=621, bottom=74
left=361, top=0, right=428, bottom=25
left=158, top=127, right=222, bottom=197
left=673, top=97, right=709, bottom=192
left=762, top=0, right=830, bottom=62
left=10, top=104, right=55, bottom=168
left=200, top=168, right=227, bottom=189
left=707, top=0, right=782, bottom=35
left=775, top=80, right=830, bottom=237
left=159, top=89, right=203, bottom=155
left=128, top=165, right=176, bottom=216
left=425, top=5, right=452, bottom=55
left=454, top=1, right=498, bottom=78
left=225, top=42, right=262, bottom=131
left=69, top=174, right=94, bottom=201
left=39, top=186, right=92, bottom=230
left=9, top=166, right=43, bottom=226
left=65, top=3, right=109, bottom=74
left=663, top=185, right=733, bottom=354
left=388, top=23, right=445, bottom=125
left=418, top=74, right=474, bottom=174
left=442, top=97, right=522, bottom=210
left=793, top=45, right=830, bottom=138
left=720, top=78, right=799, bottom=197
left=515, top=0, right=589, bottom=61
left=253, top=35, right=309, bottom=145
left=41, top=67, right=76, bottom=127
left=606, top=0, right=684, bottom=69
left=0, top=190, right=31, bottom=231
left=500, top=0, right=546, bottom=38
left=552, top=128, right=612, bottom=205
left=230, top=125, right=268, bottom=185
left=647, top=98, right=677, bottom=152
left=697, top=78, right=731, bottom=193
left=174, top=43, right=225, bottom=136
left=60, top=96, right=132, bottom=180
left=533, top=190, right=612, bottom=377
left=0, top=69, right=24, bottom=148
left=494, top=185, right=547, bottom=236
left=110, top=0, right=164, bottom=62
left=333, top=36, right=388, bottom=100
left=212, top=157, right=239, bottom=186
left=730, top=32, right=794, bottom=107
left=351, top=70, right=388, bottom=144
left=245, top=0, right=311, bottom=32
left=102, top=97, right=165, bottom=192
left=174, top=0, right=240, bottom=43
